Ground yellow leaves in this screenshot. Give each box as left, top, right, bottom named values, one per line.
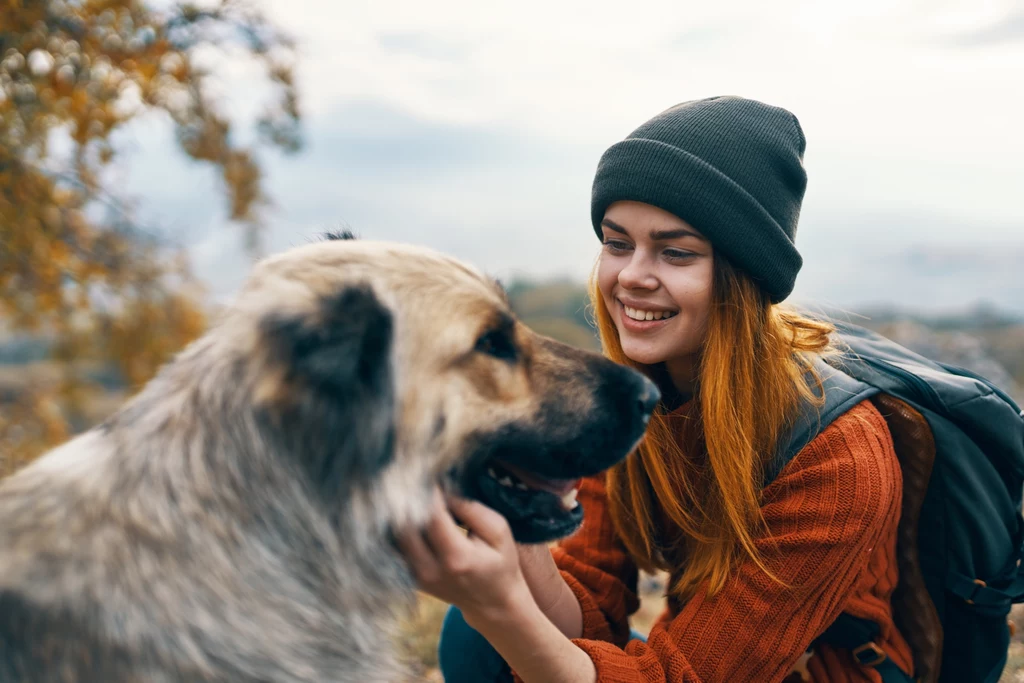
left=51, top=186, right=77, bottom=208
left=136, top=59, right=158, bottom=82
left=106, top=286, right=208, bottom=388
left=223, top=149, right=261, bottom=221
left=0, top=391, right=71, bottom=477
left=0, top=0, right=301, bottom=469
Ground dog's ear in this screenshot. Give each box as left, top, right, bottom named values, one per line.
left=258, top=284, right=395, bottom=499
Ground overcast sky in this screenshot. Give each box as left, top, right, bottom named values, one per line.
left=119, top=0, right=1024, bottom=314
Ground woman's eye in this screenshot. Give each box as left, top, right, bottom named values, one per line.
left=602, top=240, right=632, bottom=253
left=664, top=249, right=697, bottom=262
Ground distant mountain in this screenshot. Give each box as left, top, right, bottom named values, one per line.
left=793, top=243, right=1024, bottom=317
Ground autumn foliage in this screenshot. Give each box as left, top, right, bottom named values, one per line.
left=0, top=0, right=301, bottom=473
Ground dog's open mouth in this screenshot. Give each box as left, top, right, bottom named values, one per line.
left=458, top=458, right=587, bottom=543
left=486, top=461, right=581, bottom=511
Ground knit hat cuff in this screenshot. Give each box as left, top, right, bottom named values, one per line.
left=590, top=138, right=803, bottom=302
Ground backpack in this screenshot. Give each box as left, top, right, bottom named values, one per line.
left=767, top=319, right=1024, bottom=683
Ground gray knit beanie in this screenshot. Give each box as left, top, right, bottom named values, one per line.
left=591, top=96, right=808, bottom=302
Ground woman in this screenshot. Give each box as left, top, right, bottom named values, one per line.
left=397, top=96, right=914, bottom=682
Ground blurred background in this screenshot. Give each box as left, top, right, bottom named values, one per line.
left=1, top=0, right=1022, bottom=678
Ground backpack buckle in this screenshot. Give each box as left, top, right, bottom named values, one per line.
left=852, top=641, right=887, bottom=667
left=965, top=578, right=987, bottom=605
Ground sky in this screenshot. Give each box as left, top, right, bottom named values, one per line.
left=118, top=0, right=1024, bottom=314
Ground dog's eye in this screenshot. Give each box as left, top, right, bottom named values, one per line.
left=475, top=329, right=517, bottom=362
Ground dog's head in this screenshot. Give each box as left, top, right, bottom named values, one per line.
left=227, top=235, right=658, bottom=543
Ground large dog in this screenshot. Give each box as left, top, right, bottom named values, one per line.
left=0, top=235, right=658, bottom=682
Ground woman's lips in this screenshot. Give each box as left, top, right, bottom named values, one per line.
left=618, top=300, right=677, bottom=333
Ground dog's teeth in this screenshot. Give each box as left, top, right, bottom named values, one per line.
left=514, top=482, right=529, bottom=490
left=560, top=488, right=579, bottom=510
left=499, top=476, right=513, bottom=487
left=487, top=468, right=498, bottom=478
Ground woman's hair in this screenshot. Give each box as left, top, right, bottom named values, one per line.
left=591, top=256, right=835, bottom=600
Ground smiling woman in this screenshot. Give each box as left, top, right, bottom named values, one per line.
left=412, top=95, right=918, bottom=683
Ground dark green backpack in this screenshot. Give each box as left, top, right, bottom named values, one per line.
left=768, top=320, right=1024, bottom=683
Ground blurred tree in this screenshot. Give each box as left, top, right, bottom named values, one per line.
left=0, top=0, right=301, bottom=474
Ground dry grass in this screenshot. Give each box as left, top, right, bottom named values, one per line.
left=395, top=593, right=449, bottom=682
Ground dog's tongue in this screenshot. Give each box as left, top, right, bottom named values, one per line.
left=496, top=461, right=581, bottom=496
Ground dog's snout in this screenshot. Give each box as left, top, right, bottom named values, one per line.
left=636, top=376, right=660, bottom=422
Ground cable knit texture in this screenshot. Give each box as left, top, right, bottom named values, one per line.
left=513, top=399, right=912, bottom=683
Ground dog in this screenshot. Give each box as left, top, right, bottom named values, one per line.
left=0, top=234, right=658, bottom=682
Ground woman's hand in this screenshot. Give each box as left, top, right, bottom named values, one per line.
left=396, top=488, right=532, bottom=627
left=398, top=489, right=597, bottom=683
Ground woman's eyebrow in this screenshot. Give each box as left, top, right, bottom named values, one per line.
left=601, top=218, right=704, bottom=242
left=650, top=227, right=705, bottom=241
left=601, top=218, right=629, bottom=236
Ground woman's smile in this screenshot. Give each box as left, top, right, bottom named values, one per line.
left=617, top=299, right=679, bottom=333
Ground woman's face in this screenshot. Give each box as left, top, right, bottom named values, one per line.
left=597, top=201, right=714, bottom=381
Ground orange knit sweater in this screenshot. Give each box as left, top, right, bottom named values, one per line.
left=523, top=399, right=913, bottom=683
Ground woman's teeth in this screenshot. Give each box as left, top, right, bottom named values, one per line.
left=624, top=305, right=677, bottom=321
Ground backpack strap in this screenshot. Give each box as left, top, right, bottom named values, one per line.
left=767, top=359, right=913, bottom=680
left=764, top=356, right=879, bottom=486
left=947, top=566, right=1024, bottom=613
left=814, top=615, right=914, bottom=682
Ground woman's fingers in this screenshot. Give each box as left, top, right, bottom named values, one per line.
left=399, top=488, right=515, bottom=595
left=446, top=495, right=513, bottom=549
left=395, top=521, right=440, bottom=584
left=423, top=489, right=473, bottom=563
left=396, top=489, right=530, bottom=619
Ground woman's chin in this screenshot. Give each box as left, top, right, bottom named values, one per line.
left=618, top=340, right=669, bottom=366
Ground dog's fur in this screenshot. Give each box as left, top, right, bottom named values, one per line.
left=0, top=237, right=657, bottom=682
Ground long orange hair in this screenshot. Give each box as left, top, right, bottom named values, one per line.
left=593, top=257, right=834, bottom=600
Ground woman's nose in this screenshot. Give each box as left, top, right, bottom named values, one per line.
left=617, top=254, right=658, bottom=290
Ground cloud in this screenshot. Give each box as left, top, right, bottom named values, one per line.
left=253, top=100, right=604, bottom=274
left=667, top=21, right=754, bottom=50
left=376, top=32, right=470, bottom=61
left=934, top=8, right=1024, bottom=48
left=95, top=0, right=1024, bottom=316
left=792, top=209, right=1024, bottom=314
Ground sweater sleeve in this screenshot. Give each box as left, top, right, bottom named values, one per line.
left=559, top=400, right=903, bottom=683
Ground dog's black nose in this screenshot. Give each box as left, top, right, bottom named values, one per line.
left=636, top=376, right=660, bottom=422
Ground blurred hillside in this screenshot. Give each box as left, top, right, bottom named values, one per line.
left=506, top=279, right=600, bottom=352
